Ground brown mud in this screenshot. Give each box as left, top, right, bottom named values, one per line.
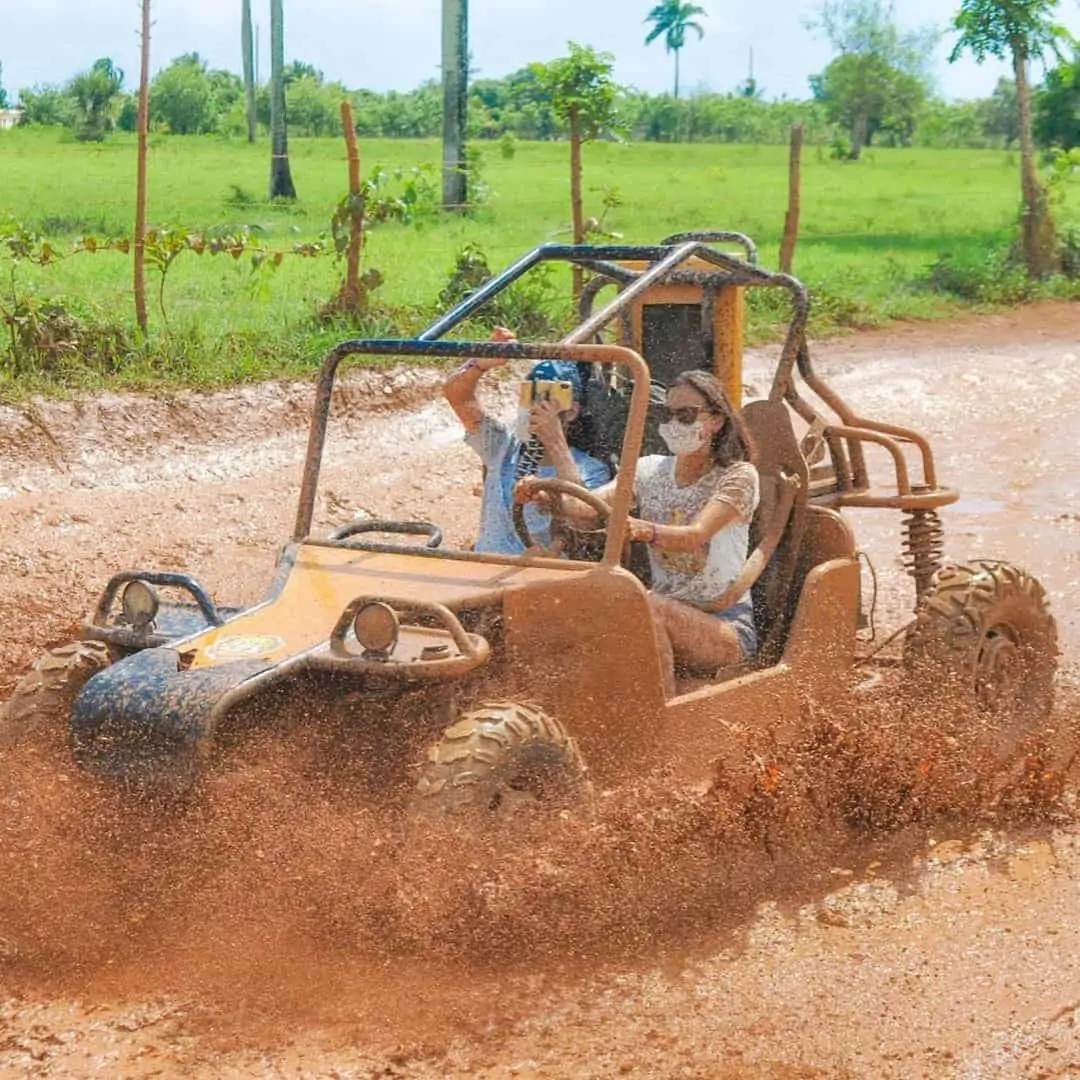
left=0, top=302, right=1078, bottom=1078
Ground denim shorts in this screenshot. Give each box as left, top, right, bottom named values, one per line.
left=713, top=600, right=758, bottom=659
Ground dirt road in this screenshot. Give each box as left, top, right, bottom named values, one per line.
left=0, top=303, right=1078, bottom=1078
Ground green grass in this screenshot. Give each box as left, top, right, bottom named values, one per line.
left=1, top=127, right=1077, bottom=397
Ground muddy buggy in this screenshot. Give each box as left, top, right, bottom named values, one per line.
left=3, top=233, right=1062, bottom=812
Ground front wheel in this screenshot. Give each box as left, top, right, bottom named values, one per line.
left=2, top=640, right=111, bottom=751
left=414, top=700, right=589, bottom=815
left=903, top=561, right=1059, bottom=766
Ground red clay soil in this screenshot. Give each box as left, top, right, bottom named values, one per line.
left=0, top=302, right=1078, bottom=1078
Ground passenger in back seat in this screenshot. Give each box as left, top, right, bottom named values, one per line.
left=519, top=370, right=758, bottom=696
left=443, top=326, right=611, bottom=555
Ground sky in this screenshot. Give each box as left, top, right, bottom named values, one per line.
left=4, top=0, right=1080, bottom=106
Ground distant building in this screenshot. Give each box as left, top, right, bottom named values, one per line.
left=0, top=109, right=23, bottom=131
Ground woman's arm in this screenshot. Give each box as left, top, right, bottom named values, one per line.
left=630, top=462, right=758, bottom=548
left=626, top=499, right=741, bottom=550
left=515, top=475, right=618, bottom=527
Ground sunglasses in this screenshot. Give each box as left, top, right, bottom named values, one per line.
left=659, top=405, right=718, bottom=425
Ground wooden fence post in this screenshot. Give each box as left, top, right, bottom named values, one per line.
left=339, top=100, right=364, bottom=311
left=780, top=123, right=803, bottom=276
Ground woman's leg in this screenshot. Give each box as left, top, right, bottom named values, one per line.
left=648, top=593, right=745, bottom=682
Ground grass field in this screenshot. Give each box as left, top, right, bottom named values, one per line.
left=1, top=126, right=1077, bottom=395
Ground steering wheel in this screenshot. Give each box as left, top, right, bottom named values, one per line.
left=512, top=478, right=612, bottom=559
left=328, top=519, right=443, bottom=549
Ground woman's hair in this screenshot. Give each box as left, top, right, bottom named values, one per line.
left=672, top=370, right=756, bottom=468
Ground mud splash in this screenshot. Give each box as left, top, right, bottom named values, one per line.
left=1, top=687, right=1074, bottom=1035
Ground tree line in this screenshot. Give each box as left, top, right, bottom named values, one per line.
left=6, top=53, right=1071, bottom=152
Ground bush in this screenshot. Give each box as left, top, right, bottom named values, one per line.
left=1058, top=223, right=1080, bottom=279
left=438, top=242, right=564, bottom=338
left=922, top=247, right=1035, bottom=305
left=151, top=61, right=218, bottom=135
left=1, top=295, right=129, bottom=377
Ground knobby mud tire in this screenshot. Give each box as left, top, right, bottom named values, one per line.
left=903, top=560, right=1058, bottom=722
left=902, top=561, right=1060, bottom=809
left=1, top=640, right=111, bottom=751
left=414, top=700, right=589, bottom=816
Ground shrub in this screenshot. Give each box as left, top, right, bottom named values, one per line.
left=921, top=247, right=1035, bottom=305
left=438, top=242, right=563, bottom=338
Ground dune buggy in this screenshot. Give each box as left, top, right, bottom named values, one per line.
left=3, top=233, right=1060, bottom=811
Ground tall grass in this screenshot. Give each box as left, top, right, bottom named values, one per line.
left=1, top=127, right=1077, bottom=397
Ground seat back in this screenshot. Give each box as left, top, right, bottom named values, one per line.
left=741, top=398, right=811, bottom=663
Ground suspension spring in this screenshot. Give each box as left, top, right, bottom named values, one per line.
left=901, top=508, right=945, bottom=602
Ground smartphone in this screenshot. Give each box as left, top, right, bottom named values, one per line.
left=520, top=379, right=574, bottom=412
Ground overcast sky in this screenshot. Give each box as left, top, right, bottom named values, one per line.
left=5, top=0, right=1080, bottom=105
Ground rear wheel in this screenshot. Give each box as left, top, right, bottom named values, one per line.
left=2, top=641, right=111, bottom=750
left=414, top=700, right=589, bottom=815
left=903, top=561, right=1059, bottom=794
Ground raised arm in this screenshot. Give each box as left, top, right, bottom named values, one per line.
left=442, top=326, right=514, bottom=434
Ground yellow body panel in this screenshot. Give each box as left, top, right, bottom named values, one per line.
left=187, top=544, right=589, bottom=669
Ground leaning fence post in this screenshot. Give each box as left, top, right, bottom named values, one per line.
left=780, top=123, right=804, bottom=276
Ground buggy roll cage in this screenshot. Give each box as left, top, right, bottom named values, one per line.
left=294, top=235, right=955, bottom=553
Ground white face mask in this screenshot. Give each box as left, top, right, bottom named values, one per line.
left=658, top=418, right=710, bottom=456
left=513, top=407, right=534, bottom=443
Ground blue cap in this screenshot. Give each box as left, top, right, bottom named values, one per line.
left=526, top=360, right=585, bottom=402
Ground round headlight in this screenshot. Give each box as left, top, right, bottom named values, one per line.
left=121, top=579, right=159, bottom=630
left=353, top=602, right=399, bottom=656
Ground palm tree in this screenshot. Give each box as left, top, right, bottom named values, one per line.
left=69, top=57, right=124, bottom=140
left=644, top=1, right=707, bottom=99
left=241, top=0, right=256, bottom=143
left=269, top=0, right=296, bottom=199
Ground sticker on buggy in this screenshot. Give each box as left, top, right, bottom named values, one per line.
left=204, top=634, right=286, bottom=661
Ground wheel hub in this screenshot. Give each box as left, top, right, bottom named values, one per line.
left=975, top=626, right=1022, bottom=713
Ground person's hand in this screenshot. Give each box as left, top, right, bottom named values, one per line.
left=473, top=326, right=517, bottom=372
left=513, top=476, right=554, bottom=508
left=626, top=517, right=655, bottom=544
left=529, top=398, right=569, bottom=450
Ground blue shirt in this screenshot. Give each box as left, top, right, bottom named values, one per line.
left=465, top=416, right=611, bottom=556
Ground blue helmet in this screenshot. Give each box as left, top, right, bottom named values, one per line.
left=526, top=359, right=585, bottom=402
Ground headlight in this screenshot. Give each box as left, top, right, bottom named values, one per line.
left=353, top=602, right=399, bottom=657
left=121, top=579, right=159, bottom=630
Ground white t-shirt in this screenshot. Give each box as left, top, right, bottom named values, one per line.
left=633, top=456, right=760, bottom=607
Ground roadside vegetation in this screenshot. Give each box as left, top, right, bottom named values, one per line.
left=3, top=127, right=1080, bottom=399
left=4, top=0, right=1080, bottom=398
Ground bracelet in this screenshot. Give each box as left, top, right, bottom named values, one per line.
left=649, top=522, right=658, bottom=545
left=456, top=357, right=482, bottom=377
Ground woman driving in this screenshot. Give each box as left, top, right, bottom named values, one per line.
left=518, top=369, right=758, bottom=696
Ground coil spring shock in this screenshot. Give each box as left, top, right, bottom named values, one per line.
left=902, top=508, right=945, bottom=602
